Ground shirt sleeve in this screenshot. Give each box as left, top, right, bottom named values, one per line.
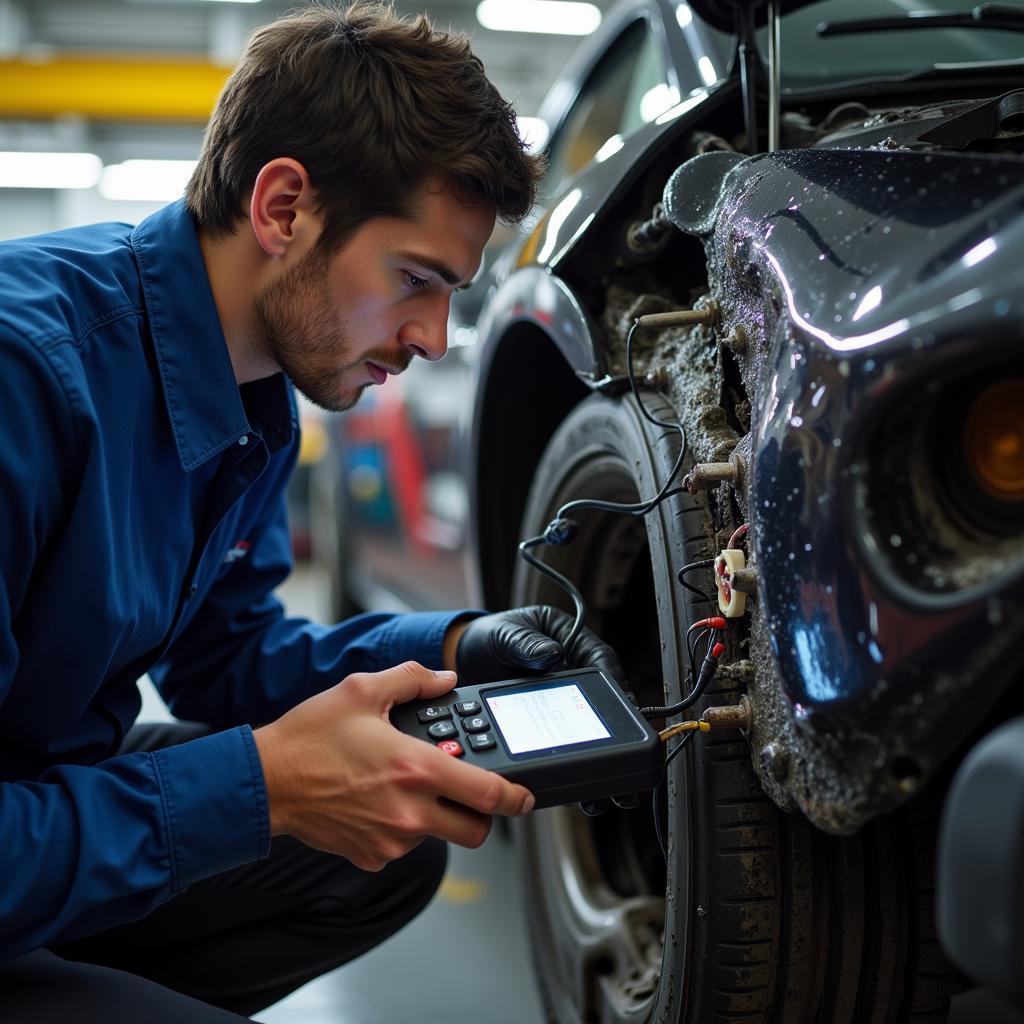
left=0, top=333, right=268, bottom=960
left=148, top=457, right=478, bottom=729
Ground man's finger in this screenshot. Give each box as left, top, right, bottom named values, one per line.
left=426, top=744, right=535, bottom=817
left=347, top=661, right=459, bottom=712
left=422, top=800, right=494, bottom=850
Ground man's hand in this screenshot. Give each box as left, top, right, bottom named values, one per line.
left=454, top=606, right=627, bottom=688
left=252, top=662, right=535, bottom=872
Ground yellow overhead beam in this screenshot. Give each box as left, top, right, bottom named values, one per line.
left=0, top=55, right=233, bottom=121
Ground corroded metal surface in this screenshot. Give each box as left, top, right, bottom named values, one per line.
left=655, top=142, right=1024, bottom=832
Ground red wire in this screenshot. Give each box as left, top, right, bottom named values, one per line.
left=690, top=616, right=726, bottom=631
left=727, top=523, right=749, bottom=549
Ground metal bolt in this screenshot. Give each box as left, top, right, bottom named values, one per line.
left=701, top=696, right=752, bottom=734
left=637, top=302, right=718, bottom=331
left=729, top=567, right=758, bottom=595
left=724, top=326, right=749, bottom=354
left=683, top=461, right=738, bottom=492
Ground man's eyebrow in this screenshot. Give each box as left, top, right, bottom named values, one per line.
left=396, top=249, right=469, bottom=288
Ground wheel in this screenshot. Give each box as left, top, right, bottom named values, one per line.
left=509, top=391, right=956, bottom=1023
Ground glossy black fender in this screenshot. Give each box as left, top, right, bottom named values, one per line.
left=667, top=144, right=1024, bottom=828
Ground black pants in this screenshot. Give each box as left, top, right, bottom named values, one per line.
left=0, top=722, right=447, bottom=1022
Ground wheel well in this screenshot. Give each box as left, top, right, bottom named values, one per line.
left=473, top=323, right=590, bottom=610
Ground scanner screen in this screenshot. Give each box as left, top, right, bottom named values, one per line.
left=486, top=683, right=611, bottom=755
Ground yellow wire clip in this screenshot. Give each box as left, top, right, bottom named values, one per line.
left=658, top=721, right=711, bottom=742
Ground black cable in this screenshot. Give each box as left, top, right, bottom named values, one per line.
left=517, top=317, right=690, bottom=649
left=665, top=728, right=695, bottom=768
left=677, top=558, right=715, bottom=603
left=517, top=534, right=587, bottom=649
left=653, top=729, right=696, bottom=863
left=554, top=321, right=688, bottom=523
left=640, top=624, right=724, bottom=719
left=555, top=488, right=686, bottom=519
left=687, top=626, right=712, bottom=676
left=694, top=627, right=715, bottom=672
left=652, top=785, right=667, bottom=862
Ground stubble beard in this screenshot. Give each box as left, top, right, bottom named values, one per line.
left=254, top=245, right=374, bottom=414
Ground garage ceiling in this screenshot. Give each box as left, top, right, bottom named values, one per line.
left=0, top=0, right=621, bottom=119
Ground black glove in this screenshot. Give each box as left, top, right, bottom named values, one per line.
left=455, top=605, right=627, bottom=689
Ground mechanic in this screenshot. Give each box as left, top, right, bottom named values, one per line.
left=0, top=4, right=625, bottom=1020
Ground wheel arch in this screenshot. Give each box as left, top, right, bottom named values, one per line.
left=468, top=318, right=591, bottom=611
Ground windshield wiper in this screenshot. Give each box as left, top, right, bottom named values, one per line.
left=817, top=3, right=1024, bottom=37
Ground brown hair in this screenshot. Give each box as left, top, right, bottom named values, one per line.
left=185, top=1, right=544, bottom=248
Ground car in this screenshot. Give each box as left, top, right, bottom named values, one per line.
left=453, top=1, right=1024, bottom=1021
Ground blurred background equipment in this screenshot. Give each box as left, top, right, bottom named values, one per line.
left=0, top=0, right=614, bottom=239
left=0, top=0, right=620, bottom=615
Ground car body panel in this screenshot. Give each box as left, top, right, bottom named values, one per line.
left=668, top=146, right=1024, bottom=712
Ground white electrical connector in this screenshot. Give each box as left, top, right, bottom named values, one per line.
left=714, top=548, right=748, bottom=618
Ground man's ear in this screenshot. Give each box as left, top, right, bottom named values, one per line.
left=249, top=158, right=320, bottom=258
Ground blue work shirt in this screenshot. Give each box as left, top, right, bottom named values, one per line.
left=0, top=200, right=464, bottom=959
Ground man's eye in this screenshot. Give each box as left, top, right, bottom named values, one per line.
left=405, top=272, right=429, bottom=291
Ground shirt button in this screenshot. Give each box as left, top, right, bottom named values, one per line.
left=187, top=584, right=198, bottom=599
left=238, top=435, right=249, bottom=446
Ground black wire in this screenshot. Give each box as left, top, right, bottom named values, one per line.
left=695, top=627, right=716, bottom=669
left=665, top=729, right=695, bottom=768
left=652, top=785, right=667, bottom=862
left=625, top=318, right=688, bottom=437
left=653, top=729, right=696, bottom=864
left=639, top=624, right=722, bottom=719
left=556, top=488, right=686, bottom=519
left=517, top=316, right=690, bottom=649
left=677, top=558, right=715, bottom=603
left=517, top=535, right=587, bottom=649
left=554, top=321, right=688, bottom=523
left=687, top=626, right=712, bottom=675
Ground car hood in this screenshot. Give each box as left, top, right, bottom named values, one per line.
left=690, top=0, right=819, bottom=32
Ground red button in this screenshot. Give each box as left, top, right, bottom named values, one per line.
left=437, top=740, right=464, bottom=757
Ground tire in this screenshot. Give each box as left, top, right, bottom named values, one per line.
left=509, top=391, right=956, bottom=1024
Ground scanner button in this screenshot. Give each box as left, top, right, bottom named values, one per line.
left=468, top=733, right=496, bottom=752
left=454, top=700, right=482, bottom=716
left=427, top=721, right=458, bottom=740
left=437, top=740, right=464, bottom=757
left=463, top=716, right=490, bottom=734
left=417, top=706, right=452, bottom=724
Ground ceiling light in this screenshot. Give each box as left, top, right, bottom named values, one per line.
left=99, top=159, right=196, bottom=202
left=697, top=55, right=719, bottom=86
left=476, top=1, right=601, bottom=36
left=639, top=83, right=681, bottom=123
left=676, top=4, right=694, bottom=28
left=594, top=134, right=624, bottom=163
left=0, top=151, right=101, bottom=189
left=963, top=237, right=997, bottom=267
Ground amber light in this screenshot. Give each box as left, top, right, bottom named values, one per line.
left=964, top=379, right=1024, bottom=501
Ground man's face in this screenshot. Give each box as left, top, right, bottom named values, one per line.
left=253, top=181, right=495, bottom=412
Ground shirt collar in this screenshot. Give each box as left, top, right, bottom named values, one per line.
left=131, top=199, right=293, bottom=472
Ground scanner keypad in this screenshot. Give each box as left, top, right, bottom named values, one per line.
left=417, top=706, right=452, bottom=724
left=416, top=699, right=496, bottom=757
left=427, top=720, right=458, bottom=740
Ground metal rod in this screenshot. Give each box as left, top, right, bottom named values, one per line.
left=737, top=4, right=759, bottom=154
left=768, top=2, right=781, bottom=151
left=637, top=304, right=718, bottom=330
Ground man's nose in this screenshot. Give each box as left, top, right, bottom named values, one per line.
left=399, top=295, right=450, bottom=362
